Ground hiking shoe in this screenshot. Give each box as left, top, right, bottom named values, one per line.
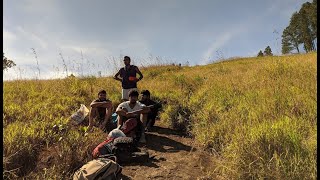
left=139, top=133, right=146, bottom=143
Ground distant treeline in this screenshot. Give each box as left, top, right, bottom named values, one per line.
left=281, top=0, right=317, bottom=54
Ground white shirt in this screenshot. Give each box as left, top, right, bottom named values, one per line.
left=116, top=101, right=146, bottom=112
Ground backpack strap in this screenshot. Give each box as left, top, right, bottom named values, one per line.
left=98, top=154, right=117, bottom=162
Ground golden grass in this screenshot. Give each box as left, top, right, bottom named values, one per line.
left=3, top=52, right=317, bottom=179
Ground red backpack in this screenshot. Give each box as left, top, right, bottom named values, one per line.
left=120, top=118, right=137, bottom=135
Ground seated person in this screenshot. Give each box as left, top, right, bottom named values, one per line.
left=139, top=90, right=162, bottom=131
left=87, top=90, right=113, bottom=133
left=115, top=90, right=150, bottom=143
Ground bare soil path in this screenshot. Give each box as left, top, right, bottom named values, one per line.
left=117, top=125, right=217, bottom=180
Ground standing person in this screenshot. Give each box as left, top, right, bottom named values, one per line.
left=115, top=90, right=150, bottom=143
left=87, top=90, right=113, bottom=133
left=113, top=56, right=143, bottom=101
left=139, top=90, right=162, bottom=131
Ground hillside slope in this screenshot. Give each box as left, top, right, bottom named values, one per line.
left=3, top=53, right=317, bottom=179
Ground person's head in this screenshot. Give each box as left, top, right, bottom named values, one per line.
left=123, top=56, right=131, bottom=66
left=128, top=89, right=139, bottom=103
left=98, top=90, right=107, bottom=100
left=140, top=90, right=150, bottom=101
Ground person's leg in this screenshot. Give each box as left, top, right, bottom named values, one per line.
left=146, top=119, right=156, bottom=132
left=148, top=113, right=157, bottom=128
left=141, top=113, right=148, bottom=129
left=88, top=107, right=99, bottom=132
left=122, top=88, right=138, bottom=101
left=139, top=113, right=148, bottom=143
left=122, top=89, right=129, bottom=101
left=104, top=104, right=117, bottom=132
left=145, top=113, right=152, bottom=128
left=97, top=116, right=107, bottom=132
left=117, top=114, right=125, bottom=127
left=102, top=103, right=113, bottom=129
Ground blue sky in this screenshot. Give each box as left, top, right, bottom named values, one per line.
left=3, top=0, right=309, bottom=80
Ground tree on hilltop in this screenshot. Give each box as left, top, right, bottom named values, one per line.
left=264, top=46, right=273, bottom=56
left=298, top=2, right=316, bottom=52
left=281, top=0, right=317, bottom=54
left=281, top=26, right=298, bottom=54
left=257, top=50, right=264, bottom=57
left=3, top=53, right=16, bottom=71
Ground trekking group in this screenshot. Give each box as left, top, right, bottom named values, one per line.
left=73, top=55, right=162, bottom=179
left=86, top=55, right=161, bottom=143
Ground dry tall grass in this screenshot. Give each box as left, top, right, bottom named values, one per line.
left=3, top=52, right=317, bottom=179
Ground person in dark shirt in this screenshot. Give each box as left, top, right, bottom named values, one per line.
left=113, top=56, right=143, bottom=101
left=87, top=90, right=113, bottom=133
left=139, top=90, right=162, bottom=131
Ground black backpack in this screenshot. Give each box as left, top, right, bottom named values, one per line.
left=93, top=137, right=136, bottom=159
left=93, top=137, right=149, bottom=164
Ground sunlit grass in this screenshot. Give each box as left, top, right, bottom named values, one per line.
left=3, top=52, right=317, bottom=179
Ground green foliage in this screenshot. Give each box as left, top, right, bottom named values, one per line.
left=257, top=50, right=264, bottom=57
left=281, top=1, right=317, bottom=54
left=3, top=53, right=16, bottom=71
left=281, top=27, right=297, bottom=54
left=264, top=46, right=273, bottom=56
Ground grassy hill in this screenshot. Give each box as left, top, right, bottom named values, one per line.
left=3, top=52, right=317, bottom=179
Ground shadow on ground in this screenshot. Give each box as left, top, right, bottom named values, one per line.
left=151, top=126, right=184, bottom=136
left=119, top=155, right=160, bottom=168
left=143, top=130, right=196, bottom=153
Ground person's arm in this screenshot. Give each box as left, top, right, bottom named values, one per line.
left=127, top=106, right=150, bottom=116
left=135, top=66, right=143, bottom=81
left=116, top=107, right=128, bottom=117
left=113, top=70, right=122, bottom=82
left=90, top=100, right=112, bottom=108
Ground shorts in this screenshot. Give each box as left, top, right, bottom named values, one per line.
left=122, top=88, right=138, bottom=100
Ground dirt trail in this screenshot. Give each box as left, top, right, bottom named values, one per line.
left=117, top=125, right=217, bottom=180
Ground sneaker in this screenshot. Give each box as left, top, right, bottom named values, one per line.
left=139, top=133, right=146, bottom=143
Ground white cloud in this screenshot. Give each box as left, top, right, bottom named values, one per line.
left=4, top=0, right=310, bottom=80
left=3, top=28, right=17, bottom=42
left=22, top=0, right=59, bottom=14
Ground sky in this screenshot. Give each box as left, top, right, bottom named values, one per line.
left=3, top=0, right=310, bottom=80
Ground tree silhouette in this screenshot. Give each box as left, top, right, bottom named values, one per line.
left=281, top=0, right=317, bottom=54
left=264, top=46, right=273, bottom=56
left=3, top=53, right=16, bottom=71
left=257, top=50, right=264, bottom=57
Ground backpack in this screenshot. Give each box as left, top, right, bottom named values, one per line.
left=112, top=137, right=139, bottom=163
left=92, top=138, right=115, bottom=159
left=73, top=157, right=122, bottom=180
left=120, top=118, right=143, bottom=142
left=92, top=137, right=138, bottom=160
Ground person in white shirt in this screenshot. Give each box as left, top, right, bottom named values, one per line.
left=115, top=90, right=150, bottom=143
